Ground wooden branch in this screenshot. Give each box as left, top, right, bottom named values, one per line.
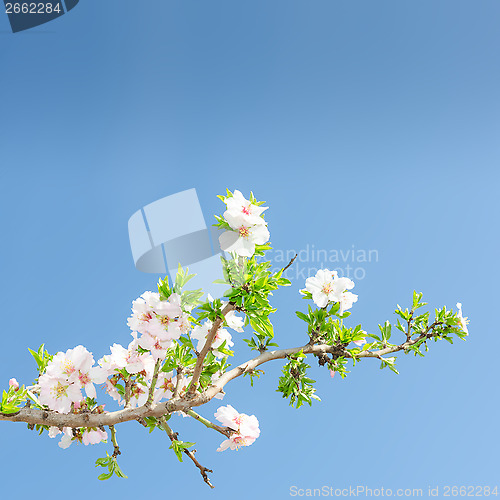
left=0, top=331, right=432, bottom=429
left=187, top=302, right=235, bottom=396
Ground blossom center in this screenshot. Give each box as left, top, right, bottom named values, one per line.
left=239, top=226, right=250, bottom=238
left=321, top=283, right=333, bottom=294
left=62, top=360, right=75, bottom=375
left=78, top=372, right=91, bottom=386
left=242, top=206, right=251, bottom=215
left=52, top=382, right=67, bottom=399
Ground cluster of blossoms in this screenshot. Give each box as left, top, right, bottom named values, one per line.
left=2, top=188, right=474, bottom=486
left=214, top=405, right=260, bottom=452
left=38, top=346, right=107, bottom=414
left=48, top=423, right=108, bottom=449
left=219, top=190, right=270, bottom=257
left=304, top=268, right=358, bottom=313
left=98, top=337, right=156, bottom=407
left=127, top=291, right=190, bottom=360
left=35, top=346, right=109, bottom=448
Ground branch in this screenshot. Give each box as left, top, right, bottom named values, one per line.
left=188, top=302, right=235, bottom=396
left=281, top=253, right=297, bottom=273
left=0, top=330, right=437, bottom=428
left=172, top=366, right=184, bottom=399
left=185, top=409, right=232, bottom=438
left=124, top=375, right=132, bottom=409
left=146, top=359, right=162, bottom=407
left=160, top=416, right=214, bottom=489
left=109, top=425, right=121, bottom=458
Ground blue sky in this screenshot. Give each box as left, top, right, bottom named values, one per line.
left=0, top=1, right=499, bottom=498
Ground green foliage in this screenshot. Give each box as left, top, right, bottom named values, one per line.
left=222, top=256, right=290, bottom=352
left=95, top=452, right=128, bottom=480
left=158, top=264, right=204, bottom=309
left=28, top=344, right=52, bottom=376
left=168, top=439, right=196, bottom=462
left=243, top=369, right=265, bottom=387
left=0, top=385, right=27, bottom=415
left=277, top=351, right=321, bottom=408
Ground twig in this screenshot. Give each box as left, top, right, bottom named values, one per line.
left=160, top=416, right=214, bottom=488
left=0, top=327, right=445, bottom=428
left=188, top=302, right=235, bottom=396
left=109, top=425, right=121, bottom=458
left=282, top=253, right=298, bottom=273
left=124, top=375, right=132, bottom=409
left=146, top=360, right=162, bottom=407
left=172, top=367, right=184, bottom=399
left=186, top=409, right=232, bottom=437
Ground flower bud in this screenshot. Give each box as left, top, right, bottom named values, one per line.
left=9, top=378, right=19, bottom=391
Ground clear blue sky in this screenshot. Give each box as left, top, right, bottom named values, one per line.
left=1, top=1, right=498, bottom=498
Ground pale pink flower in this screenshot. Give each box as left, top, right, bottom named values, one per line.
left=215, top=405, right=260, bottom=452
left=99, top=338, right=155, bottom=376
left=8, top=378, right=19, bottom=391
left=48, top=427, right=74, bottom=448
left=127, top=292, right=183, bottom=338
left=224, top=190, right=268, bottom=226
left=38, top=375, right=83, bottom=414
left=191, top=321, right=233, bottom=358
left=225, top=309, right=244, bottom=332
left=353, top=337, right=366, bottom=347
left=340, top=291, right=358, bottom=314
left=219, top=213, right=270, bottom=258
left=305, top=269, right=355, bottom=308
left=82, top=428, right=108, bottom=446
left=153, top=372, right=189, bottom=403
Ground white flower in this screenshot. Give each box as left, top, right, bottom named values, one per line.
left=53, top=428, right=74, bottom=449
left=191, top=321, right=234, bottom=358
left=82, top=428, right=108, bottom=446
left=456, top=302, right=469, bottom=335
left=225, top=309, right=244, bottom=332
left=127, top=292, right=183, bottom=338
left=219, top=216, right=270, bottom=257
left=38, top=375, right=82, bottom=414
left=39, top=345, right=108, bottom=413
left=153, top=372, right=189, bottom=403
left=224, top=190, right=268, bottom=226
left=340, top=291, right=358, bottom=314
left=99, top=338, right=155, bottom=376
left=215, top=405, right=260, bottom=452
left=137, top=333, right=173, bottom=361
left=305, top=269, right=355, bottom=308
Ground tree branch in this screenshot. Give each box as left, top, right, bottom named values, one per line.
left=160, top=416, right=214, bottom=489
left=0, top=330, right=436, bottom=428
left=146, top=359, right=162, bottom=407
left=185, top=409, right=232, bottom=438
left=281, top=253, right=297, bottom=273
left=187, top=302, right=235, bottom=396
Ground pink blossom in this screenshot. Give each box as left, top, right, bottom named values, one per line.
left=82, top=428, right=108, bottom=446
left=215, top=405, right=260, bottom=452
left=353, top=337, right=366, bottom=347
left=191, top=321, right=234, bottom=359
left=8, top=378, right=19, bottom=391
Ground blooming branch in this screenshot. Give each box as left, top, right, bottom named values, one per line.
left=0, top=189, right=469, bottom=488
